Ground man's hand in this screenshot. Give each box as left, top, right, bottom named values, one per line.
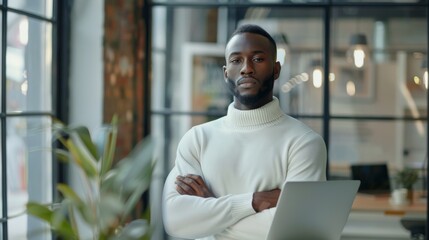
left=175, top=174, right=215, bottom=198
left=252, top=188, right=280, bottom=212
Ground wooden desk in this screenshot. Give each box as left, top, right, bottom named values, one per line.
left=352, top=192, right=427, bottom=215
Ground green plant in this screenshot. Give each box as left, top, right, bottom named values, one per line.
left=395, top=168, right=419, bottom=190
left=26, top=116, right=155, bottom=240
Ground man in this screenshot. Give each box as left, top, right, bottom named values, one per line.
left=162, top=24, right=327, bottom=240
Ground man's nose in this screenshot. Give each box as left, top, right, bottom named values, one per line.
left=241, top=59, right=254, bottom=75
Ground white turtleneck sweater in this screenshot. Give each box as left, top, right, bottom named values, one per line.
left=163, top=98, right=327, bottom=240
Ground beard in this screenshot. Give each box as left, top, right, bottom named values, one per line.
left=225, top=73, right=275, bottom=106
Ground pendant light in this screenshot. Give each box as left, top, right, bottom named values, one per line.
left=273, top=33, right=289, bottom=66
left=310, top=59, right=323, bottom=89
left=347, top=33, right=368, bottom=69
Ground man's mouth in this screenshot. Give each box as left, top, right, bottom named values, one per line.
left=237, top=77, right=257, bottom=87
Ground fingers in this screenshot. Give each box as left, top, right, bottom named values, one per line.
left=176, top=174, right=204, bottom=187
left=252, top=188, right=281, bottom=212
left=175, top=175, right=202, bottom=196
left=175, top=176, right=197, bottom=195
left=175, top=177, right=195, bottom=195
left=175, top=174, right=214, bottom=198
left=184, top=174, right=206, bottom=186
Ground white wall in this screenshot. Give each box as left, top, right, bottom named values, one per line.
left=68, top=0, right=104, bottom=237
left=69, top=0, right=104, bottom=131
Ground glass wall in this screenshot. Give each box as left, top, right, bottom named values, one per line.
left=150, top=1, right=428, bottom=239
left=1, top=1, right=59, bottom=239
left=329, top=6, right=427, bottom=180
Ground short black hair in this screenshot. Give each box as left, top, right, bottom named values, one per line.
left=228, top=24, right=277, bottom=59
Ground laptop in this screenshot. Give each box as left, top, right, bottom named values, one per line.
left=266, top=180, right=360, bottom=240
left=351, top=163, right=391, bottom=195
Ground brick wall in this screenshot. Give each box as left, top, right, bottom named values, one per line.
left=103, top=0, right=148, bottom=161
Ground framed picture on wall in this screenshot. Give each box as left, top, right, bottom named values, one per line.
left=179, top=43, right=230, bottom=135
left=331, top=58, right=375, bottom=102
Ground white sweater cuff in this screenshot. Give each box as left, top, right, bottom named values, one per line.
left=229, top=192, right=256, bottom=220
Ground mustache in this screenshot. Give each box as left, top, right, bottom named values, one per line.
left=236, top=76, right=258, bottom=85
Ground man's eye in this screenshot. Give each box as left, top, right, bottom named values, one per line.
left=230, top=59, right=240, bottom=64
left=253, top=57, right=264, bottom=62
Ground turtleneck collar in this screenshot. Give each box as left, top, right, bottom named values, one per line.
left=224, top=97, right=285, bottom=129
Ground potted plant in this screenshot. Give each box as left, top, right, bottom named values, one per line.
left=394, top=168, right=419, bottom=203
left=26, top=116, right=155, bottom=240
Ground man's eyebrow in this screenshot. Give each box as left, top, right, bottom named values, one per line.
left=227, top=50, right=267, bottom=58
left=226, top=52, right=240, bottom=58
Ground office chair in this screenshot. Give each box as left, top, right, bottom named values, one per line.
left=400, top=215, right=426, bottom=240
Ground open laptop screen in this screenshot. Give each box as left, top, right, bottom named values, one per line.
left=351, top=163, right=391, bottom=194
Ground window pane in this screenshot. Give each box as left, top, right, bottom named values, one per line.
left=330, top=6, right=427, bottom=117
left=7, top=116, right=52, bottom=240
left=7, top=13, right=53, bottom=113
left=329, top=119, right=426, bottom=177
left=8, top=0, right=53, bottom=19
left=330, top=119, right=427, bottom=238
left=154, top=6, right=228, bottom=130
left=403, top=120, right=427, bottom=168
left=155, top=6, right=326, bottom=116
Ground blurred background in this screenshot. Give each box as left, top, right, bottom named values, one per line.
left=1, top=0, right=428, bottom=239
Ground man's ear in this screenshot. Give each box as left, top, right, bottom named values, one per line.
left=223, top=65, right=228, bottom=82
left=273, top=61, right=281, bottom=80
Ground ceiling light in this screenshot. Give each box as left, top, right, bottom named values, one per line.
left=273, top=33, right=289, bottom=66
left=347, top=33, right=368, bottom=68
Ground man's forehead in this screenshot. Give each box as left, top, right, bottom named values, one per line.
left=225, top=33, right=272, bottom=57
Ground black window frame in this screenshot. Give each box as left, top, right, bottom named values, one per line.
left=0, top=0, right=71, bottom=239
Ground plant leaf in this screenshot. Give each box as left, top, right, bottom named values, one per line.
left=100, top=115, right=118, bottom=177
left=57, top=184, right=96, bottom=227
left=57, top=184, right=84, bottom=205
left=51, top=201, right=78, bottom=239
left=71, top=126, right=99, bottom=159
left=66, top=133, right=98, bottom=178
left=26, top=202, right=54, bottom=223
left=121, top=184, right=149, bottom=222
left=115, top=137, right=154, bottom=188
left=97, top=193, right=124, bottom=233
left=120, top=164, right=154, bottom=220
left=54, top=148, right=71, bottom=163
left=27, top=201, right=78, bottom=239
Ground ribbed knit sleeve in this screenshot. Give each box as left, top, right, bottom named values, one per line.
left=162, top=128, right=256, bottom=239
left=163, top=172, right=255, bottom=238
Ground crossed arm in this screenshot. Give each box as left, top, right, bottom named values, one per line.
left=175, top=174, right=280, bottom=212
